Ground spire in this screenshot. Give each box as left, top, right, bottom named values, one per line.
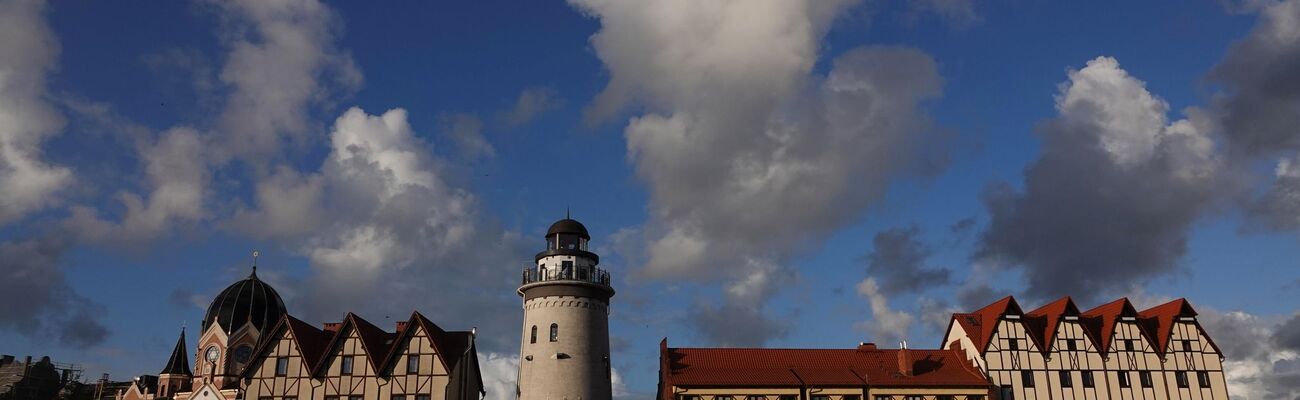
left=566, top=207, right=570, bottom=219
left=160, top=327, right=192, bottom=376
left=249, top=250, right=259, bottom=279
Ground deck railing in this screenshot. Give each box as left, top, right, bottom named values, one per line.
left=521, top=266, right=611, bottom=286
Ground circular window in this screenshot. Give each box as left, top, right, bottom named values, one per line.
left=205, top=346, right=220, bottom=362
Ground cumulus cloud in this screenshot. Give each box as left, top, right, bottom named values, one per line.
left=478, top=352, right=519, bottom=400
left=497, top=87, right=563, bottom=128
left=854, top=277, right=913, bottom=345
left=0, top=237, right=108, bottom=348
left=0, top=0, right=72, bottom=226
left=862, top=226, right=950, bottom=295
left=209, top=0, right=361, bottom=165
left=975, top=57, right=1222, bottom=304
left=571, top=0, right=946, bottom=345
left=1199, top=309, right=1300, bottom=399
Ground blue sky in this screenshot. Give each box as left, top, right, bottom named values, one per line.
left=2, top=0, right=1299, bottom=398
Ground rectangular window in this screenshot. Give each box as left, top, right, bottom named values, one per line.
left=1139, top=371, right=1153, bottom=388
left=1066, top=339, right=1078, bottom=351
left=678, top=396, right=699, bottom=400
left=341, top=356, right=354, bottom=375
left=1197, top=371, right=1211, bottom=387
left=937, top=396, right=955, bottom=400
left=415, top=395, right=430, bottom=400
left=1007, top=339, right=1019, bottom=351
left=1118, top=371, right=1131, bottom=388
left=1176, top=371, right=1189, bottom=388
left=999, top=386, right=1014, bottom=400
left=843, top=396, right=860, bottom=400
left=275, top=357, right=288, bottom=376
left=874, top=396, right=892, bottom=400
left=406, top=355, right=419, bottom=374
left=1125, top=339, right=1139, bottom=351
left=904, top=396, right=923, bottom=400
left=1182, top=340, right=1194, bottom=352
left=1021, top=370, right=1035, bottom=387
left=809, top=396, right=828, bottom=400
left=283, top=397, right=296, bottom=400
left=717, top=397, right=735, bottom=400
left=779, top=396, right=797, bottom=400
left=393, top=396, right=405, bottom=400
left=966, top=397, right=984, bottom=400
left=348, top=396, right=362, bottom=400
left=259, top=397, right=272, bottom=400
left=1082, top=370, right=1095, bottom=388
left=324, top=397, right=338, bottom=400
left=746, top=397, right=766, bottom=400
left=1060, top=370, right=1072, bottom=388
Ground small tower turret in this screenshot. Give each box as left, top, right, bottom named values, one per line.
left=158, top=327, right=192, bottom=398
left=517, top=216, right=614, bottom=400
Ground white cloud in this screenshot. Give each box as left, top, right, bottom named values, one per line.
left=1198, top=309, right=1300, bottom=399
left=478, top=352, right=519, bottom=400
left=571, top=0, right=946, bottom=345
left=0, top=0, right=71, bottom=226
left=854, top=277, right=913, bottom=345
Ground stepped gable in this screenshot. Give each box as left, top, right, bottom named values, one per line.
left=656, top=340, right=989, bottom=400
left=1137, top=298, right=1222, bottom=357
left=951, top=296, right=1026, bottom=353
left=1025, top=296, right=1081, bottom=354
left=1079, top=297, right=1140, bottom=354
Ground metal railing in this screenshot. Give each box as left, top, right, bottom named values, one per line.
left=521, top=266, right=611, bottom=286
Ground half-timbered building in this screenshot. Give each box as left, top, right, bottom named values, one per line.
left=241, top=312, right=483, bottom=400
left=941, top=296, right=1229, bottom=400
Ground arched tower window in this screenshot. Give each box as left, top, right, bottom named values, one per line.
left=549, top=323, right=558, bottom=342
left=530, top=326, right=537, bottom=344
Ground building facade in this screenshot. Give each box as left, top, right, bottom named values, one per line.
left=940, top=296, right=1229, bottom=400
left=655, top=339, right=993, bottom=400
left=240, top=312, right=482, bottom=400
left=516, top=217, right=615, bottom=400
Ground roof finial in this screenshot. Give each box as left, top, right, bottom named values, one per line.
left=566, top=207, right=570, bottom=220
left=250, top=250, right=260, bottom=278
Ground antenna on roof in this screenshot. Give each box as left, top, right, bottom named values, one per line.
left=251, top=250, right=260, bottom=277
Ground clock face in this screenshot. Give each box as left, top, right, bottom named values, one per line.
left=233, top=345, right=253, bottom=363
left=205, top=346, right=220, bottom=362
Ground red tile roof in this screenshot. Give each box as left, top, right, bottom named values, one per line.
left=950, top=296, right=1025, bottom=353
left=657, top=339, right=989, bottom=400
left=1025, top=296, right=1080, bottom=355
left=1079, top=297, right=1139, bottom=354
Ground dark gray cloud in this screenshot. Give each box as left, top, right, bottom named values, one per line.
left=1209, top=0, right=1300, bottom=158
left=949, top=217, right=976, bottom=235
left=688, top=302, right=790, bottom=347
left=975, top=57, right=1222, bottom=304
left=862, top=226, right=950, bottom=295
left=0, top=236, right=108, bottom=348
left=1275, top=314, right=1300, bottom=352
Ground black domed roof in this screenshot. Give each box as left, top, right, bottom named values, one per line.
left=202, top=269, right=286, bottom=334
left=546, top=218, right=590, bottom=239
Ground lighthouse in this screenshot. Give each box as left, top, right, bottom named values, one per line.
left=516, top=217, right=614, bottom=400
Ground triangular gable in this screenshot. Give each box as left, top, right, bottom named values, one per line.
left=241, top=314, right=334, bottom=380
left=378, top=311, right=457, bottom=375
left=313, top=313, right=394, bottom=376
left=1137, top=298, right=1220, bottom=357
left=1080, top=297, right=1139, bottom=354
left=1026, top=296, right=1080, bottom=355
left=960, top=295, right=1026, bottom=353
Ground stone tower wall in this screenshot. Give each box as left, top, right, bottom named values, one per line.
left=517, top=293, right=612, bottom=400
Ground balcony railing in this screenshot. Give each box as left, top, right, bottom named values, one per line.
left=521, top=266, right=611, bottom=286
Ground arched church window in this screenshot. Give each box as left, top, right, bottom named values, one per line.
left=530, top=326, right=537, bottom=344
left=549, top=323, right=558, bottom=342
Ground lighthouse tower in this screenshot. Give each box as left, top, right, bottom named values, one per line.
left=517, top=217, right=614, bottom=400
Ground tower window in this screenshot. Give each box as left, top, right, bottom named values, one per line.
left=530, top=325, right=537, bottom=344
left=550, top=323, right=558, bottom=342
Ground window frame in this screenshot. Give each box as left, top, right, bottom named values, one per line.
left=549, top=323, right=559, bottom=342
left=1139, top=371, right=1153, bottom=388
left=530, top=325, right=537, bottom=344
left=406, top=354, right=420, bottom=374
left=1059, top=370, right=1072, bottom=388
left=1081, top=370, right=1095, bottom=388
left=274, top=357, right=288, bottom=376
left=1197, top=371, right=1211, bottom=387
left=1175, top=371, right=1189, bottom=388
left=1118, top=371, right=1131, bottom=388
left=340, top=355, right=354, bottom=375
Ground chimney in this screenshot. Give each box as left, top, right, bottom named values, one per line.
left=323, top=322, right=343, bottom=332
left=897, top=348, right=913, bottom=376
left=395, top=321, right=408, bottom=331
left=857, top=342, right=877, bottom=351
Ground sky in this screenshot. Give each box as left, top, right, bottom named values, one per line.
left=1, top=0, right=1299, bottom=398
